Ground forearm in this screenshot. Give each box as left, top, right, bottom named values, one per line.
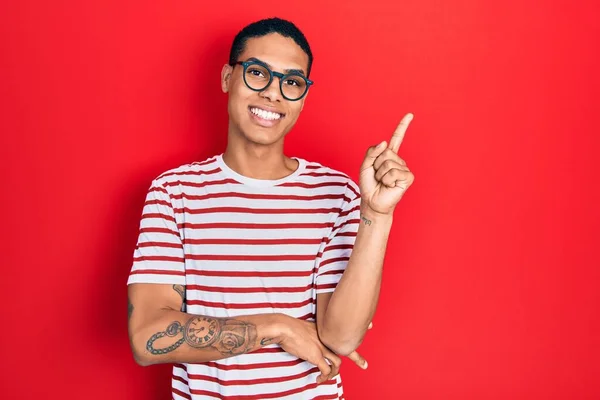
left=320, top=205, right=393, bottom=354
left=129, top=309, right=285, bottom=366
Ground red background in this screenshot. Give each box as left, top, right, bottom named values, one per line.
left=1, top=1, right=599, bottom=399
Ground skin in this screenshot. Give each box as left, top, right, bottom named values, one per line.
left=128, top=31, right=415, bottom=385
left=219, top=33, right=309, bottom=181
left=317, top=114, right=415, bottom=359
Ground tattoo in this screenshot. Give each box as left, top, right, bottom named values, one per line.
left=260, top=337, right=274, bottom=346
left=146, top=317, right=257, bottom=356
left=173, top=284, right=185, bottom=301
left=361, top=214, right=372, bottom=226
left=128, top=298, right=134, bottom=321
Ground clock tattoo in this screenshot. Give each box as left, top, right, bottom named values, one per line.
left=184, top=317, right=220, bottom=347
left=145, top=316, right=258, bottom=357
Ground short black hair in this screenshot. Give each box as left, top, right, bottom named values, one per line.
left=229, top=17, right=313, bottom=77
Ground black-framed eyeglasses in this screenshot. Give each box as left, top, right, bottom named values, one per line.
left=232, top=59, right=313, bottom=101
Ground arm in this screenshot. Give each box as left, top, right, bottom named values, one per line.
left=317, top=208, right=392, bottom=355
left=128, top=283, right=284, bottom=366
left=128, top=282, right=347, bottom=384
left=318, top=113, right=415, bottom=355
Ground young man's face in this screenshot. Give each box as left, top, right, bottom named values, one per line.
left=222, top=33, right=310, bottom=147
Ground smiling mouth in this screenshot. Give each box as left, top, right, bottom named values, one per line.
left=248, top=106, right=284, bottom=121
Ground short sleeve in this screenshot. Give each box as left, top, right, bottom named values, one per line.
left=127, top=180, right=186, bottom=285
left=315, top=181, right=361, bottom=294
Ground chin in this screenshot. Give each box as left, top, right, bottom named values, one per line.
left=242, top=128, right=285, bottom=146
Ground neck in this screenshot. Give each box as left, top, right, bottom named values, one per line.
left=223, top=130, right=298, bottom=180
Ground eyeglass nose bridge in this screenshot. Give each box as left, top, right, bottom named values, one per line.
left=261, top=70, right=286, bottom=98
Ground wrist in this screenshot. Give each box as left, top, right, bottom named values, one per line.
left=360, top=204, right=394, bottom=224
left=259, top=313, right=290, bottom=345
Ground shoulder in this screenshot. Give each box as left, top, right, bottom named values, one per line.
left=150, top=155, right=220, bottom=188
left=300, top=159, right=360, bottom=200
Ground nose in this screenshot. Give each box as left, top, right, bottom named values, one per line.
left=259, top=76, right=282, bottom=102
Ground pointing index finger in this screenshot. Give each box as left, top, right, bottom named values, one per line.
left=388, top=113, right=414, bottom=153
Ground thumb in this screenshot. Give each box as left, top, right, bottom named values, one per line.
left=360, top=141, right=387, bottom=172
left=347, top=350, right=368, bottom=370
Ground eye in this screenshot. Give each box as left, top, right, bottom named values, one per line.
left=249, top=69, right=265, bottom=77
left=284, top=77, right=303, bottom=86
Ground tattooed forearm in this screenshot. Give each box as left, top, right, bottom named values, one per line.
left=173, top=284, right=185, bottom=301
left=146, top=316, right=258, bottom=357
left=361, top=214, right=372, bottom=226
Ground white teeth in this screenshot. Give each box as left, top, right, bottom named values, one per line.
left=250, top=107, right=282, bottom=121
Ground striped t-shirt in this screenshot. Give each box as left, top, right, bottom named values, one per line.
left=128, top=154, right=361, bottom=400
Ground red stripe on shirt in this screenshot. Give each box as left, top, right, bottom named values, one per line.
left=278, top=181, right=348, bottom=189
left=149, top=186, right=169, bottom=195
left=347, top=184, right=360, bottom=199
left=318, top=269, right=345, bottom=277
left=339, top=204, right=361, bottom=218
left=174, top=206, right=342, bottom=215
left=186, top=269, right=316, bottom=278
left=186, top=254, right=315, bottom=261
left=319, top=257, right=350, bottom=267
left=189, top=379, right=338, bottom=399
left=183, top=238, right=324, bottom=246
left=332, top=219, right=360, bottom=231
left=179, top=222, right=335, bottom=230
left=164, top=178, right=241, bottom=189
left=201, top=357, right=305, bottom=371
left=171, top=191, right=350, bottom=202
left=186, top=366, right=319, bottom=386
left=144, top=199, right=172, bottom=208
left=137, top=241, right=182, bottom=249
left=133, top=255, right=185, bottom=263
left=190, top=158, right=218, bottom=167
left=186, top=283, right=312, bottom=293
left=300, top=171, right=349, bottom=179
left=130, top=269, right=185, bottom=276
left=186, top=297, right=314, bottom=309
left=172, top=388, right=191, bottom=400
left=158, top=167, right=221, bottom=179
left=139, top=227, right=179, bottom=236
left=141, top=212, right=177, bottom=224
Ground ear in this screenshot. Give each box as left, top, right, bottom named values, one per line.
left=221, top=64, right=233, bottom=93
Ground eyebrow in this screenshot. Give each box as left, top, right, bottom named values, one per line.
left=247, top=57, right=306, bottom=76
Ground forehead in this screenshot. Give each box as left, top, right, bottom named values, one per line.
left=239, top=33, right=309, bottom=73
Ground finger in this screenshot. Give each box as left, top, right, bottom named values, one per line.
left=380, top=168, right=411, bottom=188
left=314, top=357, right=332, bottom=384
left=373, top=148, right=406, bottom=171
left=347, top=350, right=368, bottom=370
left=360, top=141, right=387, bottom=172
left=368, top=322, right=373, bottom=330
left=374, top=160, right=408, bottom=182
left=388, top=113, right=414, bottom=154
left=322, top=348, right=342, bottom=381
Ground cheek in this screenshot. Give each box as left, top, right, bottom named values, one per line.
left=285, top=104, right=304, bottom=123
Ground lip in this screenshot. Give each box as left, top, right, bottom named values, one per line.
left=249, top=105, right=285, bottom=116
left=248, top=106, right=285, bottom=128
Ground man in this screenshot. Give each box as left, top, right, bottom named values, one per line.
left=127, top=17, right=414, bottom=399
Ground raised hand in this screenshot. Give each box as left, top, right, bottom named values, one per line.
left=359, top=113, right=415, bottom=215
